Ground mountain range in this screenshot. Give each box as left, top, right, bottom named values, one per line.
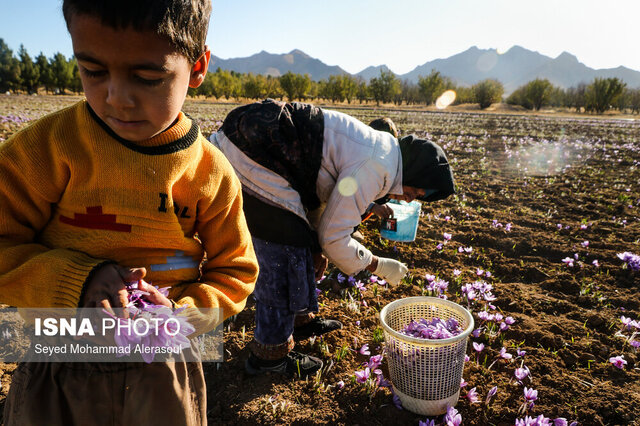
left=208, top=46, right=640, bottom=94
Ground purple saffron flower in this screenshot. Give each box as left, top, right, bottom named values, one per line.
left=505, top=223, right=512, bottom=232
left=515, top=366, right=530, bottom=381
left=419, top=420, right=436, bottom=426
left=453, top=269, right=462, bottom=276
left=466, top=387, right=480, bottom=403
left=561, top=257, right=575, bottom=267
left=581, top=240, right=589, bottom=248
left=523, top=387, right=538, bottom=403
left=499, top=347, right=513, bottom=360
left=609, top=355, right=627, bottom=369
left=473, top=342, right=484, bottom=352
left=336, top=273, right=346, bottom=284
left=425, top=273, right=436, bottom=282
left=460, top=377, right=467, bottom=387
left=486, top=386, right=498, bottom=404
left=369, top=275, right=379, bottom=283
left=443, top=232, right=452, bottom=241
left=516, top=348, right=526, bottom=357
left=554, top=418, right=568, bottom=426
left=436, top=243, right=444, bottom=250
left=617, top=252, right=640, bottom=271
left=354, top=367, right=370, bottom=383
left=368, top=354, right=383, bottom=370
left=359, top=344, right=371, bottom=356
left=445, top=405, right=462, bottom=426
left=464, top=246, right=473, bottom=253
left=392, top=392, right=403, bottom=410
left=592, top=259, right=600, bottom=267
left=336, top=380, right=345, bottom=389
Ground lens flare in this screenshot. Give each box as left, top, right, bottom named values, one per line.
left=476, top=51, right=498, bottom=72
left=436, top=90, right=457, bottom=109
left=337, top=176, right=358, bottom=197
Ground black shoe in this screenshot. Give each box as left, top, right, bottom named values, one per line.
left=293, top=317, right=343, bottom=340
left=245, top=351, right=323, bottom=378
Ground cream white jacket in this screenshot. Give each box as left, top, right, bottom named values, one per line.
left=210, top=108, right=403, bottom=275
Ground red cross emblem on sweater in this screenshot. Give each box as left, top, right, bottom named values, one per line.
left=59, top=206, right=132, bottom=232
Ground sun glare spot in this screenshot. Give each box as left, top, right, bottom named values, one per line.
left=436, top=90, right=457, bottom=109
left=338, top=176, right=358, bottom=197
left=476, top=51, right=498, bottom=72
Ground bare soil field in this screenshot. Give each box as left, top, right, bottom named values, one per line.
left=1, top=95, right=639, bottom=425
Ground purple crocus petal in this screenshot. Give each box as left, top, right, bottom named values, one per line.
left=499, top=347, right=513, bottom=360
left=473, top=342, right=484, bottom=352
left=445, top=405, right=462, bottom=426
left=354, top=367, right=370, bottom=383
left=359, top=344, right=371, bottom=356
left=336, top=380, right=345, bottom=389
left=553, top=418, right=568, bottom=426
left=486, top=386, right=497, bottom=404
left=523, top=386, right=538, bottom=402
left=392, top=392, right=403, bottom=410
left=466, top=387, right=480, bottom=403
left=609, top=355, right=627, bottom=369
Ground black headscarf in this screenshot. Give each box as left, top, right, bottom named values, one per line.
left=398, top=135, right=455, bottom=202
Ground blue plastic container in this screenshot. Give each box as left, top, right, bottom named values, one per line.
left=379, top=200, right=421, bottom=242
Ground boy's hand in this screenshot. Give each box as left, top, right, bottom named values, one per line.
left=312, top=252, right=328, bottom=281
left=370, top=203, right=394, bottom=220
left=82, top=264, right=146, bottom=313
left=136, top=279, right=172, bottom=309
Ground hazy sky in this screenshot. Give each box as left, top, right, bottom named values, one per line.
left=1, top=0, right=638, bottom=75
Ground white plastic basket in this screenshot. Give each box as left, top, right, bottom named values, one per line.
left=380, top=296, right=474, bottom=416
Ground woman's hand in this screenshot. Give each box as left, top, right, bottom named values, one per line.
left=370, top=203, right=394, bottom=220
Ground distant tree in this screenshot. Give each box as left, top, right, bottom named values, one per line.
left=18, top=45, right=40, bottom=93
left=629, top=88, right=640, bottom=114
left=507, top=78, right=553, bottom=111
left=0, top=39, right=20, bottom=92
left=340, top=74, right=358, bottom=104
left=50, top=53, right=74, bottom=94
left=472, top=79, right=504, bottom=109
left=215, top=69, right=241, bottom=99
left=242, top=73, right=267, bottom=99
left=452, top=86, right=474, bottom=105
left=615, top=88, right=631, bottom=112
left=35, top=52, right=55, bottom=94
left=355, top=78, right=368, bottom=104
left=279, top=72, right=311, bottom=101
left=369, top=69, right=400, bottom=106
left=565, top=83, right=587, bottom=112
left=263, top=75, right=282, bottom=99
left=417, top=70, right=444, bottom=105
left=400, top=79, right=421, bottom=105
left=585, top=77, right=626, bottom=114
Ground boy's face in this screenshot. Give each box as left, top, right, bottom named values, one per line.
left=69, top=15, right=208, bottom=141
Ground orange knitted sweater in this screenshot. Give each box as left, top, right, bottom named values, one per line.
left=0, top=100, right=258, bottom=322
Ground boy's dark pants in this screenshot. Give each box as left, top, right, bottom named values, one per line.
left=3, top=360, right=206, bottom=426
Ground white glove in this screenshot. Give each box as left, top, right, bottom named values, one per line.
left=374, top=257, right=408, bottom=285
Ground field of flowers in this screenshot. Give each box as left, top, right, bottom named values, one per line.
left=1, top=95, right=639, bottom=425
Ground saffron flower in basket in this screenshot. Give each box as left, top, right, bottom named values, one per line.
left=400, top=317, right=463, bottom=339
left=103, top=280, right=195, bottom=363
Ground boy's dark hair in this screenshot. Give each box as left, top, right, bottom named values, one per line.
left=368, top=117, right=398, bottom=138
left=63, top=0, right=212, bottom=63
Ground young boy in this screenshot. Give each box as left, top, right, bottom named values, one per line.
left=0, top=1, right=258, bottom=424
